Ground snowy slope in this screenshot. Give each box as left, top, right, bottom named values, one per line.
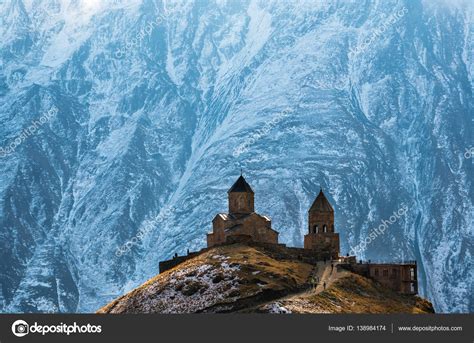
left=0, top=0, right=472, bottom=313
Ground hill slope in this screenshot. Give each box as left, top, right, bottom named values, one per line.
left=98, top=245, right=434, bottom=314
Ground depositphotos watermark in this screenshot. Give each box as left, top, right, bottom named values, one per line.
left=233, top=108, right=292, bottom=157
left=116, top=205, right=175, bottom=257
left=114, top=10, right=168, bottom=59
left=349, top=203, right=408, bottom=256
left=0, top=105, right=58, bottom=158
left=11, top=319, right=102, bottom=338
left=464, top=147, right=474, bottom=159
left=349, top=6, right=408, bottom=56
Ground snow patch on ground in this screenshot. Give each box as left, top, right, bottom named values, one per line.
left=264, top=302, right=292, bottom=314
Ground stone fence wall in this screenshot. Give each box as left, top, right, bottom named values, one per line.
left=158, top=241, right=335, bottom=274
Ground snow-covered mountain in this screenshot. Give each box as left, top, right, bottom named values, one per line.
left=0, top=0, right=472, bottom=313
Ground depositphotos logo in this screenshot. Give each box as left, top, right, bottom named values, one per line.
left=11, top=319, right=102, bottom=337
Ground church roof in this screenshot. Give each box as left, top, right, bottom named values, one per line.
left=215, top=213, right=234, bottom=221
left=227, top=175, right=254, bottom=193
left=224, top=224, right=244, bottom=233
left=309, top=189, right=334, bottom=212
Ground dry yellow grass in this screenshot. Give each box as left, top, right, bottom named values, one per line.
left=98, top=244, right=433, bottom=314
left=259, top=273, right=434, bottom=314
left=98, top=244, right=314, bottom=313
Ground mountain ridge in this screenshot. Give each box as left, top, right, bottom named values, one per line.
left=0, top=0, right=472, bottom=313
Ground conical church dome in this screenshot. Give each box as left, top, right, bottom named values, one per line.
left=309, top=189, right=333, bottom=212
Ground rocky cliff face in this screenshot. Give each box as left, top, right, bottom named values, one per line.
left=0, top=0, right=472, bottom=313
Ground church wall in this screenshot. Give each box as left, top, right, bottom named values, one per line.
left=254, top=226, right=278, bottom=244
left=221, top=214, right=278, bottom=245
left=368, top=264, right=417, bottom=295
left=304, top=233, right=340, bottom=259
left=229, top=192, right=254, bottom=214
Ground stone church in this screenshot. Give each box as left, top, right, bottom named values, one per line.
left=206, top=174, right=339, bottom=259
left=160, top=174, right=418, bottom=295
left=206, top=175, right=279, bottom=247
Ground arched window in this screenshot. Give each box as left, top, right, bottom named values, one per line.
left=314, top=225, right=319, bottom=233
left=331, top=224, right=334, bottom=232
left=323, top=224, right=327, bottom=232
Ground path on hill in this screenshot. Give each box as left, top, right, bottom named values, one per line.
left=310, top=261, right=343, bottom=294
left=251, top=260, right=346, bottom=312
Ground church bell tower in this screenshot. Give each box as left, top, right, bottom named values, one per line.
left=304, top=188, right=340, bottom=259
left=308, top=189, right=335, bottom=234
left=228, top=174, right=254, bottom=216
